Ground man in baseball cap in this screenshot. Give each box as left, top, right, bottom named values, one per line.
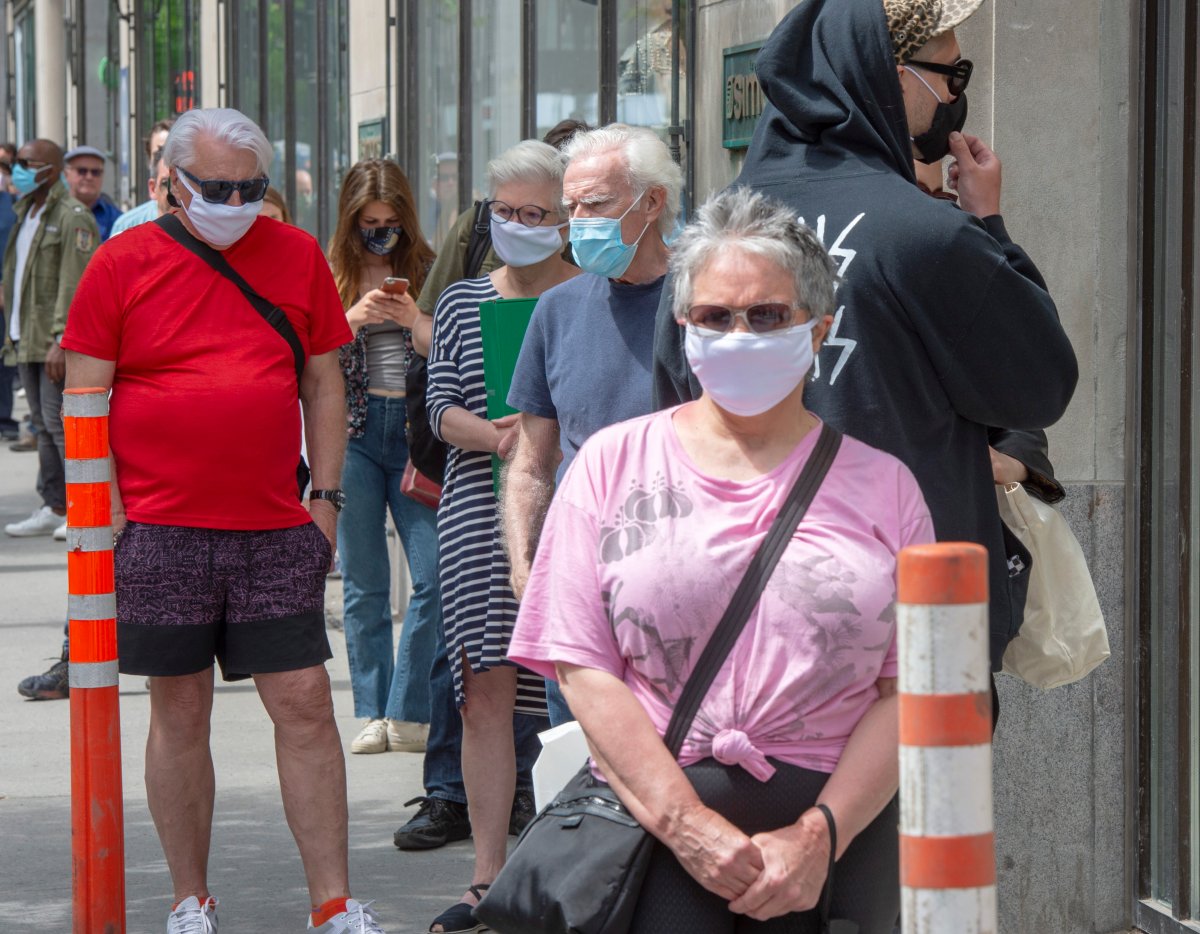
left=654, top=0, right=1078, bottom=725
left=64, top=145, right=123, bottom=240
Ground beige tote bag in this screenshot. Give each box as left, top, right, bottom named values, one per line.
left=996, top=482, right=1110, bottom=689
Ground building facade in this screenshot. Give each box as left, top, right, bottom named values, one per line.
left=4, top=0, right=1196, bottom=930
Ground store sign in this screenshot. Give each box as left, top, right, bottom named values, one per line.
left=723, top=41, right=765, bottom=150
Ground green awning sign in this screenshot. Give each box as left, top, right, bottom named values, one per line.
left=723, top=41, right=765, bottom=150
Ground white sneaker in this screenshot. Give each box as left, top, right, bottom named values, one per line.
left=5, top=505, right=64, bottom=537
left=167, top=896, right=219, bottom=934
left=386, top=719, right=429, bottom=753
left=53, top=522, right=67, bottom=541
left=350, top=718, right=389, bottom=754
left=308, top=898, right=386, bottom=933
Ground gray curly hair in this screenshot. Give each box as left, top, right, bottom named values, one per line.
left=669, top=187, right=838, bottom=322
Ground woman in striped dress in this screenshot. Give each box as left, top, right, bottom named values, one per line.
left=425, top=139, right=580, bottom=934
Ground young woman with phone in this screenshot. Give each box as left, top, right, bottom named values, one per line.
left=328, top=159, right=441, bottom=757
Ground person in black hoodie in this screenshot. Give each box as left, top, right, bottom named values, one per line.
left=653, top=0, right=1078, bottom=682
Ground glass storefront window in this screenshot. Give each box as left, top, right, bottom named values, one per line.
left=415, top=1, right=460, bottom=251
left=468, top=0, right=522, bottom=207
left=615, top=0, right=683, bottom=137
left=224, top=0, right=347, bottom=243
left=13, top=4, right=36, bottom=144
left=535, top=1, right=599, bottom=140
left=137, top=0, right=200, bottom=125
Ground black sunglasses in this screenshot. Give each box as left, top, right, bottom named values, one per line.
left=905, top=58, right=974, bottom=97
left=178, top=166, right=270, bottom=204
left=15, top=157, right=49, bottom=171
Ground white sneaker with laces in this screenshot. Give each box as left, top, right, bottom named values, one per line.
left=167, top=895, right=219, bottom=934
left=5, top=505, right=64, bottom=537
left=350, top=718, right=389, bottom=754
left=386, top=719, right=429, bottom=753
left=53, top=522, right=67, bottom=541
left=308, top=898, right=386, bottom=933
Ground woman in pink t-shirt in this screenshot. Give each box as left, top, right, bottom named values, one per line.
left=508, top=188, right=934, bottom=933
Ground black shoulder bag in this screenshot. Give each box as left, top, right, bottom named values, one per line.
left=403, top=200, right=494, bottom=485
left=155, top=214, right=311, bottom=498
left=476, top=424, right=852, bottom=934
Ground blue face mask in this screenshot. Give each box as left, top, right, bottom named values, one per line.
left=11, top=163, right=42, bottom=196
left=569, top=191, right=651, bottom=279
left=360, top=225, right=404, bottom=256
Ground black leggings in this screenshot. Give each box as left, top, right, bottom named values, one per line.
left=629, top=759, right=899, bottom=934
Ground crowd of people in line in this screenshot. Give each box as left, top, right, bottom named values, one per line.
left=2, top=0, right=1078, bottom=932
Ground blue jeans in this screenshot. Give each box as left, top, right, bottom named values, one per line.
left=546, top=679, right=575, bottom=726
left=424, top=579, right=548, bottom=803
left=338, top=395, right=440, bottom=722
left=0, top=361, right=17, bottom=433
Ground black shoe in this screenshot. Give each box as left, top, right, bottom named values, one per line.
left=509, top=789, right=535, bottom=836
left=394, top=796, right=471, bottom=850
left=18, top=658, right=69, bottom=700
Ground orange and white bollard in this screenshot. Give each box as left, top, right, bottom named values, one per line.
left=897, top=543, right=996, bottom=934
left=64, top=387, right=126, bottom=934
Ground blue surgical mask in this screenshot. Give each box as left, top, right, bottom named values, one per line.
left=569, top=191, right=651, bottom=279
left=11, top=163, right=41, bottom=197
left=360, top=225, right=404, bottom=256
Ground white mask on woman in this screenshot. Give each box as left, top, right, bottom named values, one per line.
left=177, top=173, right=262, bottom=248
left=490, top=215, right=567, bottom=268
left=683, top=318, right=819, bottom=417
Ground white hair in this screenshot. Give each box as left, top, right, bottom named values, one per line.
left=563, top=123, right=682, bottom=237
left=670, top=187, right=838, bottom=321
left=162, top=108, right=274, bottom=176
left=486, top=140, right=567, bottom=204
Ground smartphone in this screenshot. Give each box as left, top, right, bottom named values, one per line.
left=381, top=277, right=409, bottom=296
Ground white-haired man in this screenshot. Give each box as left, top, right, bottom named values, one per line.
left=503, top=123, right=681, bottom=724
left=61, top=108, right=387, bottom=933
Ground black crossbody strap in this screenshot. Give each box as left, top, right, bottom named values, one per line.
left=155, top=213, right=305, bottom=388
left=662, top=422, right=842, bottom=757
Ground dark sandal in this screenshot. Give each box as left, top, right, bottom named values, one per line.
left=429, top=885, right=490, bottom=933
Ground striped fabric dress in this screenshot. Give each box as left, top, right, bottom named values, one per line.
left=426, top=276, right=547, bottom=715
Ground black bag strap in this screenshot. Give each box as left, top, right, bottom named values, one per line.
left=155, top=213, right=305, bottom=388
left=463, top=199, right=493, bottom=280
left=662, top=423, right=842, bottom=757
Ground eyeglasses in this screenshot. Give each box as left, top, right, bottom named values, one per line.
left=177, top=166, right=270, bottom=204
left=15, top=158, right=49, bottom=171
left=485, top=199, right=559, bottom=227
left=685, top=303, right=803, bottom=335
left=905, top=58, right=974, bottom=97
left=69, top=166, right=104, bottom=178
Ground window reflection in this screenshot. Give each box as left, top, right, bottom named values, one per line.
left=470, top=0, right=522, bottom=207
left=616, top=0, right=685, bottom=136
left=416, top=2, right=459, bottom=251
left=536, top=1, right=599, bottom=139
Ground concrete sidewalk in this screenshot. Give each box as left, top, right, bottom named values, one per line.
left=0, top=396, right=475, bottom=932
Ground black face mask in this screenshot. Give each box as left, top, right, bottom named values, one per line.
left=912, top=92, right=969, bottom=165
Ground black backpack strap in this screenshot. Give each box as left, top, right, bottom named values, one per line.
left=155, top=213, right=305, bottom=388
left=463, top=200, right=493, bottom=280
left=661, top=423, right=843, bottom=757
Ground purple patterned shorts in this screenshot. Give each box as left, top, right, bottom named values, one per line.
left=114, top=520, right=333, bottom=680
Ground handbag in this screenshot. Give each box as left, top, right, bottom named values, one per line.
left=400, top=459, right=442, bottom=509
left=154, top=214, right=310, bottom=499
left=996, top=482, right=1110, bottom=689
left=476, top=423, right=844, bottom=934
left=405, top=350, right=449, bottom=486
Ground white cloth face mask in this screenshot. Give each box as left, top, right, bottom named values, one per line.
left=684, top=318, right=819, bottom=417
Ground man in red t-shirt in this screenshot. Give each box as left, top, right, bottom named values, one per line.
left=62, top=108, right=387, bottom=934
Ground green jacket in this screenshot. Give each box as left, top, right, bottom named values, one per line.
left=416, top=205, right=501, bottom=316
left=2, top=180, right=100, bottom=364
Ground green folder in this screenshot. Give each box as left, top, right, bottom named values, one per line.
left=478, top=297, right=539, bottom=495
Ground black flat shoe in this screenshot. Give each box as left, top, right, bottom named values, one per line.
left=429, top=884, right=490, bottom=933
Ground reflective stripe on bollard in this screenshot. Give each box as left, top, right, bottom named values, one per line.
left=897, top=542, right=997, bottom=934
